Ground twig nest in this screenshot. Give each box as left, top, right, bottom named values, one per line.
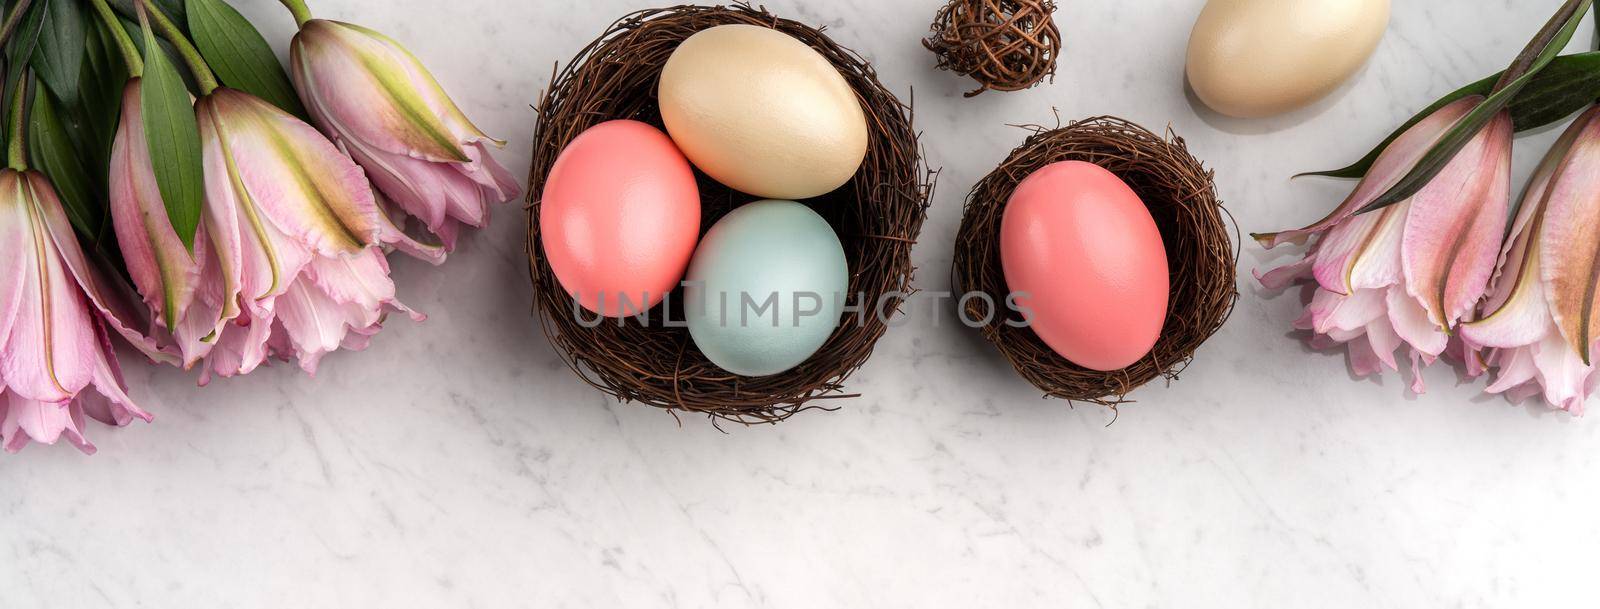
left=923, top=0, right=1062, bottom=97
left=951, top=117, right=1238, bottom=404
left=526, top=5, right=932, bottom=424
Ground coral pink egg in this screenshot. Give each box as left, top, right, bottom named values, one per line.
left=540, top=120, right=701, bottom=317
left=1000, top=161, right=1169, bottom=371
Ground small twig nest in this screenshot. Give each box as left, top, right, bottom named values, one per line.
left=526, top=4, right=933, bottom=425
left=923, top=0, right=1062, bottom=97
left=952, top=116, right=1238, bottom=405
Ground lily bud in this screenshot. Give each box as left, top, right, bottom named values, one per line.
left=196, top=88, right=421, bottom=381
left=1462, top=105, right=1600, bottom=413
left=289, top=19, right=519, bottom=255
left=110, top=79, right=210, bottom=364
left=1, top=169, right=173, bottom=453
left=1257, top=96, right=1512, bottom=392
left=111, top=86, right=419, bottom=383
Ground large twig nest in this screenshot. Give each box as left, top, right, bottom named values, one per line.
left=952, top=116, right=1237, bottom=405
left=526, top=4, right=933, bottom=425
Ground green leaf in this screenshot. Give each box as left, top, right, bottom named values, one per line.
left=48, top=17, right=131, bottom=223
left=138, top=10, right=202, bottom=249
left=29, top=0, right=85, bottom=102
left=1503, top=51, right=1600, bottom=131
left=73, top=14, right=128, bottom=168
left=119, top=14, right=195, bottom=94
left=3, top=1, right=44, bottom=90
left=29, top=83, right=100, bottom=236
left=1357, top=0, right=1592, bottom=214
left=1304, top=52, right=1600, bottom=179
left=186, top=0, right=304, bottom=117
left=3, top=2, right=45, bottom=85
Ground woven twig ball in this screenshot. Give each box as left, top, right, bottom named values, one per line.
left=951, top=117, right=1238, bottom=405
left=526, top=5, right=933, bottom=425
left=923, top=0, right=1062, bottom=97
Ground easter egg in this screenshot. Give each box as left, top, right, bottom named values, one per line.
left=540, top=120, right=700, bottom=317
left=659, top=24, right=868, bottom=200
left=1186, top=0, right=1389, bottom=118
left=685, top=200, right=848, bottom=376
left=1000, top=161, right=1169, bottom=371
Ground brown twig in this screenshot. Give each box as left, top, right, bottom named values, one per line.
left=923, top=0, right=1061, bottom=97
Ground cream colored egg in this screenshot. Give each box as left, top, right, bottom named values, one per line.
left=1186, top=0, right=1389, bottom=118
left=659, top=24, right=868, bottom=200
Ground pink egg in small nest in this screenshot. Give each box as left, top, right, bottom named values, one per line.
left=951, top=116, right=1239, bottom=405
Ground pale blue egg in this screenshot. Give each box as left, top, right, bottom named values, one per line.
left=685, top=200, right=849, bottom=377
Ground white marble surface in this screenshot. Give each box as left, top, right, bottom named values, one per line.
left=6, top=0, right=1599, bottom=606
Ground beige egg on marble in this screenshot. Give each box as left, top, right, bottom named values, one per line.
left=658, top=24, right=868, bottom=200
left=1186, top=0, right=1389, bottom=118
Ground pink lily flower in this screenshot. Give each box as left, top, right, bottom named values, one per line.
left=1461, top=105, right=1600, bottom=414
left=1256, top=96, right=1513, bottom=392
left=288, top=19, right=519, bottom=256
left=1, top=169, right=175, bottom=453
left=111, top=85, right=419, bottom=383
left=110, top=79, right=209, bottom=363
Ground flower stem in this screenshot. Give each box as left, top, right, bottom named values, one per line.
left=139, top=0, right=219, bottom=94
left=278, top=0, right=313, bottom=27
left=0, top=0, right=34, bottom=48
left=89, top=0, right=143, bottom=77
left=8, top=76, right=29, bottom=171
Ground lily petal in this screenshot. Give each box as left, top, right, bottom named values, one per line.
left=342, top=134, right=448, bottom=228
left=276, top=249, right=423, bottom=375
left=1462, top=219, right=1550, bottom=349
left=1408, top=351, right=1430, bottom=394
left=199, top=89, right=380, bottom=257
left=1254, top=254, right=1315, bottom=291
left=1347, top=203, right=1408, bottom=291
left=1485, top=342, right=1539, bottom=396
left=1386, top=285, right=1448, bottom=357
left=1531, top=330, right=1595, bottom=412
left=288, top=18, right=519, bottom=256
left=1312, top=287, right=1387, bottom=334
left=1402, top=111, right=1513, bottom=330
left=1538, top=109, right=1600, bottom=364
left=1310, top=205, right=1383, bottom=294
left=305, top=248, right=412, bottom=317
left=376, top=195, right=447, bottom=265
left=0, top=172, right=30, bottom=353
left=1460, top=106, right=1563, bottom=351
left=1313, top=201, right=1409, bottom=294
left=169, top=220, right=228, bottom=366
left=201, top=305, right=276, bottom=384
left=1348, top=335, right=1383, bottom=377
left=1364, top=314, right=1402, bottom=372
left=1487, top=107, right=1598, bottom=311
left=2, top=175, right=98, bottom=403
left=274, top=277, right=368, bottom=374
left=82, top=316, right=152, bottom=427
left=460, top=140, right=521, bottom=200
left=290, top=19, right=483, bottom=162
left=29, top=171, right=177, bottom=366
left=109, top=79, right=200, bottom=332
left=1, top=392, right=93, bottom=454
left=1255, top=97, right=1481, bottom=248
